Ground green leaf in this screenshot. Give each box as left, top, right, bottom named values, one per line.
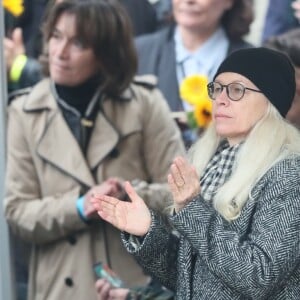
left=187, top=111, right=197, bottom=129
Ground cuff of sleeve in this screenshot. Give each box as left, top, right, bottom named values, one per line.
left=9, top=54, right=28, bottom=82
left=76, top=195, right=88, bottom=221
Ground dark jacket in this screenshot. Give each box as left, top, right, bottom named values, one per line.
left=135, top=26, right=252, bottom=111
left=121, top=0, right=158, bottom=36
left=262, top=0, right=299, bottom=43
left=123, top=155, right=300, bottom=299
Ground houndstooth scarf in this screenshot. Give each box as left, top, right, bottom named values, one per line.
left=200, top=140, right=241, bottom=203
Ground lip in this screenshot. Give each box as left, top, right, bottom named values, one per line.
left=51, top=61, right=70, bottom=70
left=179, top=9, right=201, bottom=14
left=214, top=113, right=231, bottom=119
left=178, top=5, right=202, bottom=14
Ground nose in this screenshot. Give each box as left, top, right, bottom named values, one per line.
left=215, top=87, right=230, bottom=106
left=56, top=40, right=69, bottom=59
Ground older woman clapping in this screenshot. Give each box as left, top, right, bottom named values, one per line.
left=92, top=48, right=300, bottom=300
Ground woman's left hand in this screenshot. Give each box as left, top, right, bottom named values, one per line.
left=91, top=181, right=151, bottom=236
left=168, top=156, right=200, bottom=212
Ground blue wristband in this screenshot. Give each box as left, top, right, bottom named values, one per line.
left=76, top=196, right=88, bottom=221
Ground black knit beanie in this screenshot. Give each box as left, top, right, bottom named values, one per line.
left=213, top=47, right=295, bottom=117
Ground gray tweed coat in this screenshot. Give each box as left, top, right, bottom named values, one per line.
left=123, top=155, right=300, bottom=299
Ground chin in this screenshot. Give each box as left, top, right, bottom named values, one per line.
left=53, top=78, right=76, bottom=86
left=215, top=125, right=231, bottom=137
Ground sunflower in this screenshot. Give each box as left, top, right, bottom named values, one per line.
left=3, top=0, right=24, bottom=17
left=179, top=74, right=212, bottom=129
left=180, top=75, right=209, bottom=106
left=194, top=98, right=212, bottom=128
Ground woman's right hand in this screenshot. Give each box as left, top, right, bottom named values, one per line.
left=84, top=180, right=119, bottom=219
left=4, top=28, right=25, bottom=71
left=95, top=279, right=129, bottom=300
left=168, top=156, right=200, bottom=212
left=91, top=181, right=151, bottom=236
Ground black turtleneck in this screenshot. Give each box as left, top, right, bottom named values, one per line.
left=55, top=76, right=100, bottom=115
left=55, top=76, right=102, bottom=154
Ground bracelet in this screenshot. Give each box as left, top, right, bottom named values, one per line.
left=9, top=54, right=28, bottom=82
left=76, top=195, right=88, bottom=221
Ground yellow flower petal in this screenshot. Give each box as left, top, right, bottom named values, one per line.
left=194, top=97, right=212, bottom=128
left=3, top=0, right=24, bottom=17
left=180, top=75, right=209, bottom=106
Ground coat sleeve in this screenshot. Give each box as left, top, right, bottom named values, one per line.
left=122, top=212, right=179, bottom=291
left=170, top=157, right=300, bottom=299
left=4, top=101, right=88, bottom=245
left=132, top=83, right=185, bottom=213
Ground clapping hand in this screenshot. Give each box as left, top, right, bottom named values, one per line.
left=91, top=181, right=151, bottom=236
left=168, top=156, right=200, bottom=212
left=84, top=178, right=126, bottom=220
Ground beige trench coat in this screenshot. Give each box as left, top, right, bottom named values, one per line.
left=4, top=77, right=185, bottom=300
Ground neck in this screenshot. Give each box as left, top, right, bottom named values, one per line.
left=55, top=76, right=100, bottom=114
left=178, top=25, right=218, bottom=52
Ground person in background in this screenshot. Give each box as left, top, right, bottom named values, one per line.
left=261, top=0, right=300, bottom=43
left=121, top=0, right=158, bottom=36
left=3, top=0, right=159, bottom=93
left=292, top=0, right=300, bottom=21
left=148, top=0, right=173, bottom=28
left=92, top=47, right=300, bottom=299
left=4, top=1, right=184, bottom=300
left=4, top=27, right=43, bottom=93
left=135, top=0, right=253, bottom=113
left=263, top=28, right=300, bottom=129
left=3, top=0, right=47, bottom=92
left=135, top=0, right=253, bottom=147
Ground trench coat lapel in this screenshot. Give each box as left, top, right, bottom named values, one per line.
left=36, top=110, right=95, bottom=187
left=86, top=110, right=119, bottom=170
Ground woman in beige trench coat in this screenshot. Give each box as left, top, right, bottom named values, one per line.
left=4, top=1, right=184, bottom=299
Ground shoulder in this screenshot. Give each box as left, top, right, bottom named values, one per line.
left=269, top=155, right=300, bottom=178
left=129, top=75, right=170, bottom=113
left=228, top=39, right=253, bottom=54
left=9, top=78, right=53, bottom=112
left=259, top=154, right=300, bottom=190
left=132, top=74, right=158, bottom=90
left=8, top=87, right=32, bottom=106
left=135, top=26, right=173, bottom=48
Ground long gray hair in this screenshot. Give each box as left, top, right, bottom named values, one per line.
left=189, top=103, right=300, bottom=221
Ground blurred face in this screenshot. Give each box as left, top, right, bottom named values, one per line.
left=286, top=67, right=300, bottom=128
left=172, top=0, right=234, bottom=31
left=212, top=72, right=269, bottom=145
left=48, top=12, right=101, bottom=86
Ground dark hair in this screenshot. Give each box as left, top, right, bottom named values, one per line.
left=41, top=0, right=137, bottom=98
left=263, top=28, right=300, bottom=67
left=222, top=0, right=254, bottom=40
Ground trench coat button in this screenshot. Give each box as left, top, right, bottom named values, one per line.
left=65, top=277, right=73, bottom=287
left=109, top=148, right=119, bottom=158
left=67, top=235, right=77, bottom=245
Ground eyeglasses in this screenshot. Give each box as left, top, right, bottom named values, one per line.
left=207, top=81, right=263, bottom=101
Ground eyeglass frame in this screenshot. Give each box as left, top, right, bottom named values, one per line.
left=207, top=81, right=263, bottom=101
